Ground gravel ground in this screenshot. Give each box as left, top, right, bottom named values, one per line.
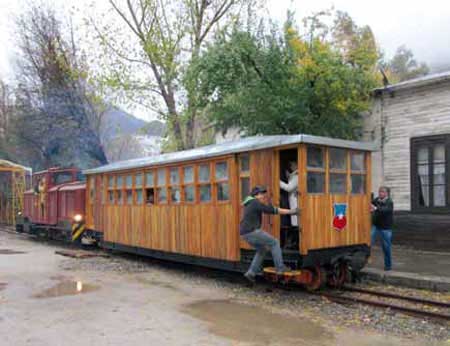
left=61, top=251, right=450, bottom=342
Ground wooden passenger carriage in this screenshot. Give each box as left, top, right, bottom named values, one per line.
left=84, top=135, right=375, bottom=286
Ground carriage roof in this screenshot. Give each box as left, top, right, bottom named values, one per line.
left=84, top=134, right=376, bottom=175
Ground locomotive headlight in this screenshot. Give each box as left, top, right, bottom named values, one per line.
left=73, top=214, right=83, bottom=223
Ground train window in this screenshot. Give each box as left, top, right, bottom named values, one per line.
left=157, top=169, right=166, bottom=186
left=307, top=172, right=325, bottom=193
left=109, top=176, right=115, bottom=188
left=183, top=166, right=195, bottom=203
left=330, top=173, right=347, bottom=194
left=157, top=187, right=167, bottom=203
left=53, top=172, right=73, bottom=185
left=146, top=188, right=155, bottom=204
left=199, top=164, right=210, bottom=182
left=126, top=190, right=133, bottom=204
left=136, top=189, right=143, bottom=204
left=351, top=175, right=366, bottom=194
left=184, top=185, right=195, bottom=202
left=183, top=166, right=194, bottom=184
left=171, top=187, right=181, bottom=203
left=199, top=185, right=211, bottom=202
left=351, top=152, right=366, bottom=172
left=135, top=173, right=143, bottom=188
left=307, top=147, right=324, bottom=168
left=117, top=190, right=123, bottom=204
left=89, top=177, right=95, bottom=203
left=329, top=148, right=347, bottom=170
left=351, top=151, right=366, bottom=194
left=170, top=168, right=180, bottom=185
left=240, top=177, right=250, bottom=201
left=217, top=182, right=229, bottom=201
left=117, top=176, right=124, bottom=188
left=146, top=171, right=154, bottom=187
left=108, top=190, right=115, bottom=203
left=240, top=154, right=250, bottom=172
left=215, top=162, right=228, bottom=180
left=126, top=175, right=133, bottom=188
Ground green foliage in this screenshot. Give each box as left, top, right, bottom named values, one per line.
left=190, top=11, right=378, bottom=140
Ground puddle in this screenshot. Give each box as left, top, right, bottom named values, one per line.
left=33, top=281, right=99, bottom=298
left=0, top=249, right=26, bottom=255
left=183, top=300, right=331, bottom=345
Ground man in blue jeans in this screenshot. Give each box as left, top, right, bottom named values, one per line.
left=240, top=185, right=299, bottom=283
left=371, top=186, right=394, bottom=271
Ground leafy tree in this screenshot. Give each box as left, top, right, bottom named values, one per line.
left=89, top=0, right=259, bottom=151
left=382, top=45, right=429, bottom=83
left=10, top=5, right=107, bottom=170
left=191, top=12, right=378, bottom=139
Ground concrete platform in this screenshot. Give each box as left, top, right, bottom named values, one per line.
left=363, top=245, right=450, bottom=292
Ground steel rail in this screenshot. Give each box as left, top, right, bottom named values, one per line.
left=320, top=292, right=450, bottom=322
left=342, top=285, right=450, bottom=308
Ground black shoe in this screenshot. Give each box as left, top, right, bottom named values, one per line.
left=244, top=272, right=256, bottom=284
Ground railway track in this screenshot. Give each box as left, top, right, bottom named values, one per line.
left=320, top=286, right=450, bottom=322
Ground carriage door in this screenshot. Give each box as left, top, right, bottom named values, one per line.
left=238, top=150, right=277, bottom=249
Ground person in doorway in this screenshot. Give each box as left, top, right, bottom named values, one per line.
left=280, top=161, right=299, bottom=227
left=240, top=185, right=299, bottom=284
left=371, top=186, right=394, bottom=271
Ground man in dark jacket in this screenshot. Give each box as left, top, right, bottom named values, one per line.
left=371, top=186, right=394, bottom=271
left=240, top=185, right=299, bottom=283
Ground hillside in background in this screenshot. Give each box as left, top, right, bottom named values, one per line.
left=102, top=108, right=166, bottom=162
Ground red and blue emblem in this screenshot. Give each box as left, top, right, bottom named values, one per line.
left=333, top=203, right=347, bottom=231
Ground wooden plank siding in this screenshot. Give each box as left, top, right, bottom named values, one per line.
left=88, top=155, right=240, bottom=261
left=299, top=144, right=371, bottom=254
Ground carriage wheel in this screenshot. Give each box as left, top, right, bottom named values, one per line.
left=328, top=262, right=348, bottom=288
left=305, top=266, right=327, bottom=291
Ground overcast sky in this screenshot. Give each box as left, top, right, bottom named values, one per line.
left=1, top=0, right=449, bottom=120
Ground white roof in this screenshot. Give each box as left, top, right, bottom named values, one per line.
left=84, top=134, right=376, bottom=175
left=374, top=70, right=450, bottom=93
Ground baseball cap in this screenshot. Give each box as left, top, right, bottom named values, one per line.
left=250, top=185, right=267, bottom=196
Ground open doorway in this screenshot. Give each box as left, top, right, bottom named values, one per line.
left=279, top=148, right=299, bottom=250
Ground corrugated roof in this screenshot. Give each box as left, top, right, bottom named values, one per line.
left=374, top=70, right=450, bottom=93
left=84, top=134, right=377, bottom=175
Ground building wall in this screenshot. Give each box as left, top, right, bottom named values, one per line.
left=363, top=80, right=450, bottom=211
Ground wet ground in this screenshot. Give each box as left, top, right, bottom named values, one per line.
left=0, top=229, right=448, bottom=346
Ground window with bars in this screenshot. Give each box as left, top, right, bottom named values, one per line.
left=411, top=135, right=449, bottom=211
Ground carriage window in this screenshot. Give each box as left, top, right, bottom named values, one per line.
left=117, top=190, right=123, bottom=204
left=329, top=148, right=347, bottom=170
left=135, top=173, right=143, bottom=205
left=108, top=176, right=115, bottom=189
left=183, top=166, right=195, bottom=202
left=350, top=151, right=366, bottom=194
left=329, top=148, right=347, bottom=194
left=156, top=168, right=167, bottom=203
left=117, top=176, right=124, bottom=188
left=215, top=162, right=229, bottom=201
left=136, top=189, right=143, bottom=204
left=146, top=171, right=154, bottom=186
left=169, top=167, right=181, bottom=203
left=307, top=172, right=325, bottom=193
left=135, top=173, right=143, bottom=188
left=126, top=175, right=132, bottom=188
left=240, top=154, right=251, bottom=201
left=307, top=146, right=324, bottom=168
left=240, top=154, right=250, bottom=172
left=307, top=146, right=325, bottom=193
left=126, top=190, right=133, bottom=204
left=146, top=188, right=155, bottom=204
left=108, top=190, right=114, bottom=203
left=198, top=164, right=211, bottom=202
left=53, top=172, right=73, bottom=185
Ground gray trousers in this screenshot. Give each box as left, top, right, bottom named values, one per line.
left=241, top=229, right=285, bottom=276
